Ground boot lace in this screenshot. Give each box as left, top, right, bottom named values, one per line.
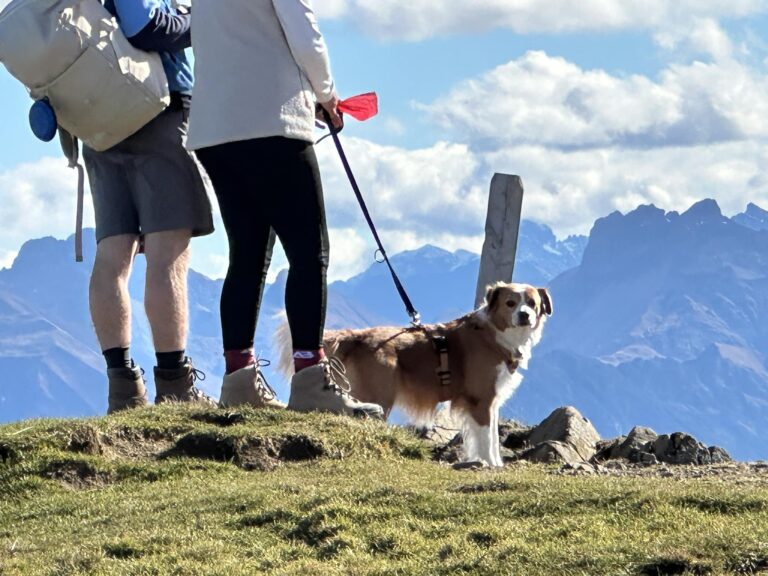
left=255, top=358, right=278, bottom=401
left=191, top=366, right=206, bottom=383
left=324, top=357, right=353, bottom=398
left=187, top=358, right=206, bottom=389
left=185, top=358, right=215, bottom=403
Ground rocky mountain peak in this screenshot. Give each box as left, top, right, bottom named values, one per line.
left=733, top=202, right=768, bottom=231
left=679, top=198, right=727, bottom=225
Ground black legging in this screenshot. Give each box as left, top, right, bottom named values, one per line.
left=196, top=137, right=329, bottom=351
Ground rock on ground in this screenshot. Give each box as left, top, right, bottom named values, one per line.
left=422, top=405, right=735, bottom=469
left=526, top=406, right=601, bottom=463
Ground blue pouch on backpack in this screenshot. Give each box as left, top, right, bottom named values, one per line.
left=29, top=98, right=58, bottom=142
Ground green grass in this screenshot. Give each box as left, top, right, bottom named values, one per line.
left=1, top=405, right=767, bottom=575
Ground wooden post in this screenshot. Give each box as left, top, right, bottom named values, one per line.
left=474, top=174, right=524, bottom=308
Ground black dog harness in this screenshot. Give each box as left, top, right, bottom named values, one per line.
left=431, top=332, right=451, bottom=388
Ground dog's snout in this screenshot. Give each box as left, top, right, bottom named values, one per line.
left=518, top=311, right=531, bottom=324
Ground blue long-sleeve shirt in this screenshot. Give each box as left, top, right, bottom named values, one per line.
left=104, top=0, right=194, bottom=94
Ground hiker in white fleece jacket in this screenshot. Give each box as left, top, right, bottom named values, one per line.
left=188, top=0, right=385, bottom=419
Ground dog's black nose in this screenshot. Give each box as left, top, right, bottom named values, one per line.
left=518, top=311, right=531, bottom=324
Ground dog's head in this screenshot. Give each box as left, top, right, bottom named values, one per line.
left=484, top=282, right=553, bottom=331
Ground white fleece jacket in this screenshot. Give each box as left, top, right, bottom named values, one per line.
left=186, top=0, right=335, bottom=150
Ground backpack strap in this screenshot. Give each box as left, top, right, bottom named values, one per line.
left=59, top=128, right=85, bottom=263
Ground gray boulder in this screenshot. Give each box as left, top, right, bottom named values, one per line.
left=418, top=407, right=462, bottom=446
left=709, top=446, right=732, bottom=464
left=522, top=440, right=586, bottom=465
left=526, top=406, right=601, bottom=462
left=500, top=421, right=533, bottom=451
left=594, top=436, right=624, bottom=461
left=423, top=405, right=734, bottom=468
left=651, top=433, right=732, bottom=465
left=610, top=426, right=659, bottom=461
left=593, top=427, right=732, bottom=466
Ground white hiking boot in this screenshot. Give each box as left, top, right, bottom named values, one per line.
left=219, top=362, right=285, bottom=409
left=287, top=358, right=385, bottom=419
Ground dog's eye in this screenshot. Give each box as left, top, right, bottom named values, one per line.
left=506, top=300, right=517, bottom=308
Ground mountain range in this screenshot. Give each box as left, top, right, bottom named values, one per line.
left=1, top=202, right=767, bottom=460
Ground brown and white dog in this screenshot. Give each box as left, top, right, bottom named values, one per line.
left=277, top=282, right=552, bottom=467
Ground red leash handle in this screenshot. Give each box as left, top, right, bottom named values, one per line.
left=337, top=92, right=379, bottom=122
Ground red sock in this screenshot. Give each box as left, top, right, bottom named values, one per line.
left=224, top=349, right=255, bottom=374
left=293, top=348, right=326, bottom=373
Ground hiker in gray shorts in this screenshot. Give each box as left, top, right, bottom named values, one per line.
left=85, top=0, right=215, bottom=413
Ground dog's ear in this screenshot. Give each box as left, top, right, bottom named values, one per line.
left=538, top=288, right=553, bottom=316
left=485, top=284, right=501, bottom=310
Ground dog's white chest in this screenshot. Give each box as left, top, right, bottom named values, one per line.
left=495, top=363, right=523, bottom=406
left=494, top=320, right=545, bottom=371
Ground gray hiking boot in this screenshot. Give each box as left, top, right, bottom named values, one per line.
left=154, top=358, right=217, bottom=407
left=107, top=364, right=149, bottom=414
left=219, top=360, right=286, bottom=409
left=287, top=357, right=385, bottom=419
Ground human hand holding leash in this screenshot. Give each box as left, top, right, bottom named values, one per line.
left=317, top=96, right=344, bottom=131
left=317, top=92, right=380, bottom=133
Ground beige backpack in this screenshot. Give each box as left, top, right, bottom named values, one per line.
left=0, top=0, right=171, bottom=260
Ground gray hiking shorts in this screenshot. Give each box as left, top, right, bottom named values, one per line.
left=83, top=103, right=214, bottom=243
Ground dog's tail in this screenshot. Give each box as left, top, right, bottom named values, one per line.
left=273, top=311, right=295, bottom=379
left=273, top=311, right=338, bottom=379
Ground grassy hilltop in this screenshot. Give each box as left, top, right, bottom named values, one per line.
left=1, top=405, right=767, bottom=576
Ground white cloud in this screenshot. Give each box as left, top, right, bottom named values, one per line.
left=317, top=137, right=486, bottom=237
left=690, top=19, right=733, bottom=60
left=3, top=123, right=767, bottom=287
left=0, top=157, right=94, bottom=264
left=382, top=116, right=406, bottom=137
left=485, top=141, right=768, bottom=237
left=318, top=0, right=768, bottom=41
left=314, top=0, right=349, bottom=20
left=327, top=227, right=370, bottom=280
left=0, top=249, right=16, bottom=270
left=318, top=136, right=768, bottom=246
left=419, top=51, right=768, bottom=150
left=190, top=248, right=228, bottom=281
left=654, top=18, right=734, bottom=61
left=390, top=32, right=768, bottom=239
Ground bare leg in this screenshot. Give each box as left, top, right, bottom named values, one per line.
left=89, top=234, right=139, bottom=350
left=143, top=229, right=192, bottom=353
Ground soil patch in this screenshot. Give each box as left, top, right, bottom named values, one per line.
left=168, top=432, right=326, bottom=471
left=101, top=427, right=177, bottom=460
left=66, top=425, right=104, bottom=456
left=0, top=442, right=17, bottom=465
left=278, top=435, right=325, bottom=462
left=43, top=459, right=112, bottom=489
left=638, top=557, right=711, bottom=576
left=452, top=481, right=514, bottom=494
left=190, top=411, right=246, bottom=427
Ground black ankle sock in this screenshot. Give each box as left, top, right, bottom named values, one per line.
left=103, top=347, right=132, bottom=370
left=156, top=350, right=186, bottom=370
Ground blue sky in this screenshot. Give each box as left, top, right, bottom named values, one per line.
left=2, top=1, right=768, bottom=281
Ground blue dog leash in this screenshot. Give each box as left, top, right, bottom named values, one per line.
left=321, top=109, right=422, bottom=327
